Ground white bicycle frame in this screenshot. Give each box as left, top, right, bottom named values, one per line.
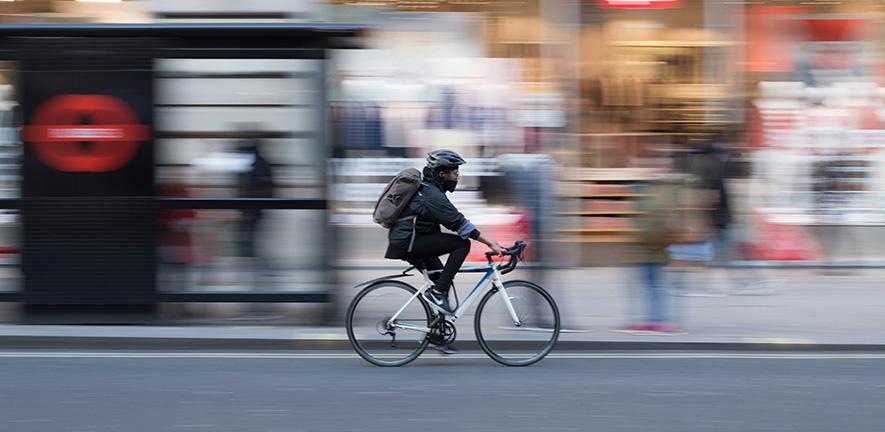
left=386, top=260, right=522, bottom=334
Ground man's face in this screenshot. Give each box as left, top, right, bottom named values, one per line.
left=440, top=168, right=460, bottom=182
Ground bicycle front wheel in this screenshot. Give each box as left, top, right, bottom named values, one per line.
left=474, top=280, right=560, bottom=366
left=346, top=281, right=432, bottom=367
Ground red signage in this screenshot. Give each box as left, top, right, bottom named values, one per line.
left=22, top=94, right=150, bottom=172
left=801, top=18, right=872, bottom=42
left=597, top=0, right=681, bottom=8
left=745, top=6, right=807, bottom=73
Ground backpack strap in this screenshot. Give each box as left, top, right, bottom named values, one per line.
left=403, top=181, right=424, bottom=253
left=404, top=215, right=418, bottom=253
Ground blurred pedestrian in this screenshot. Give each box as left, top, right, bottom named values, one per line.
left=620, top=159, right=687, bottom=334
left=238, top=137, right=274, bottom=263
left=231, top=135, right=278, bottom=320
left=667, top=132, right=729, bottom=297
left=680, top=130, right=774, bottom=295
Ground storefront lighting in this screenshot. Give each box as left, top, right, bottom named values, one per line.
left=598, top=0, right=682, bottom=8
left=620, top=22, right=665, bottom=29
left=395, top=1, right=441, bottom=9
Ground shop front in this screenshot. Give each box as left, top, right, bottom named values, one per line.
left=325, top=1, right=570, bottom=265
left=559, top=0, right=742, bottom=265
left=745, top=1, right=885, bottom=263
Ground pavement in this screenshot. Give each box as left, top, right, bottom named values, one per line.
left=3, top=351, right=885, bottom=431
left=2, top=267, right=885, bottom=351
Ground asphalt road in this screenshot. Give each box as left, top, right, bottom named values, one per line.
left=1, top=350, right=884, bottom=432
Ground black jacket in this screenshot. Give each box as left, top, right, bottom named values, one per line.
left=384, top=167, right=480, bottom=259
left=689, top=144, right=731, bottom=229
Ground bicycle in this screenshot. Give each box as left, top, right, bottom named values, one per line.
left=346, top=241, right=560, bottom=367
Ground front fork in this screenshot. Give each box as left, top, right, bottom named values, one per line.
left=494, top=269, right=522, bottom=327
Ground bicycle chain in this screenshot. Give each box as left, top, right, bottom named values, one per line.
left=428, top=320, right=456, bottom=346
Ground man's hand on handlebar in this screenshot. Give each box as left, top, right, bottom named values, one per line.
left=483, top=241, right=526, bottom=274
left=489, top=241, right=504, bottom=256
left=476, top=233, right=504, bottom=256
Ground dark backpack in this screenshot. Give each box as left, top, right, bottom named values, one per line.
left=373, top=168, right=422, bottom=228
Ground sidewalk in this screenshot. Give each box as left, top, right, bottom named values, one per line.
left=2, top=267, right=885, bottom=350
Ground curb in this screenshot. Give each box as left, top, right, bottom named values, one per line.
left=335, top=262, right=885, bottom=270
left=2, top=336, right=885, bottom=352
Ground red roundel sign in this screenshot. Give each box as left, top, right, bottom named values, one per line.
left=22, top=94, right=150, bottom=172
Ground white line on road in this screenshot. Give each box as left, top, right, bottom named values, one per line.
left=1, top=352, right=885, bottom=360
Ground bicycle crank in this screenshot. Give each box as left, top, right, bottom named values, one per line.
left=428, top=320, right=457, bottom=346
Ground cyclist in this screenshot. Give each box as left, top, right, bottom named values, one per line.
left=384, top=149, right=504, bottom=314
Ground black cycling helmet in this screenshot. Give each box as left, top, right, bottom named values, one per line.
left=426, top=149, right=466, bottom=171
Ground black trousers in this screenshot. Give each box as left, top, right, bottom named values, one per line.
left=405, top=233, right=471, bottom=294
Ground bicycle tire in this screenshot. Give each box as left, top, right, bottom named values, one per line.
left=474, top=280, right=560, bottom=366
left=346, top=280, right=432, bottom=367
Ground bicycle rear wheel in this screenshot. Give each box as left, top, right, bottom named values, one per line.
left=346, top=281, right=432, bottom=367
left=474, top=280, right=560, bottom=366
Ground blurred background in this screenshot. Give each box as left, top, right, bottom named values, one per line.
left=0, top=0, right=881, bottom=328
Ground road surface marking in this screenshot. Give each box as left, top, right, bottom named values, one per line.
left=2, top=351, right=885, bottom=360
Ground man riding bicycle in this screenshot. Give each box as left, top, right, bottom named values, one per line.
left=384, top=149, right=504, bottom=315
